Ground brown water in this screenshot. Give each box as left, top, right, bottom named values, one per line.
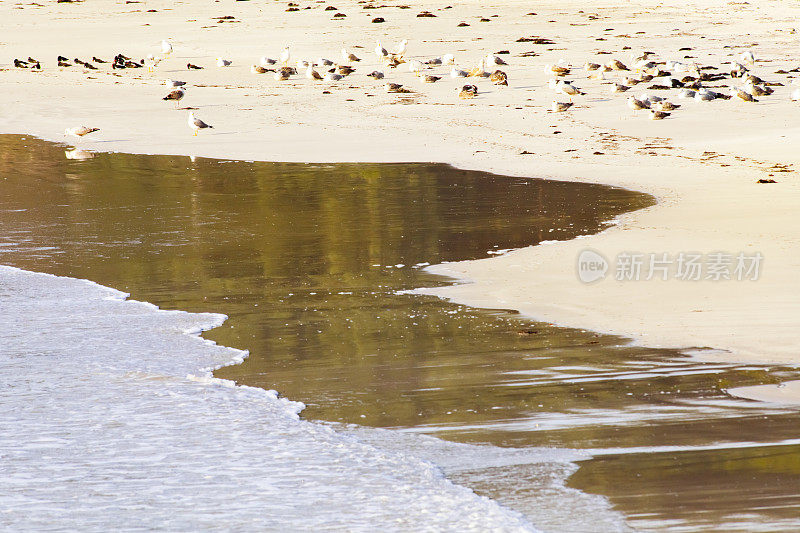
left=1, top=135, right=799, bottom=531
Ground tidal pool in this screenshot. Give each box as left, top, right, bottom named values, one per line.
left=1, top=135, right=798, bottom=531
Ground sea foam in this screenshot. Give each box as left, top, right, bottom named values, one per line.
left=0, top=265, right=537, bottom=532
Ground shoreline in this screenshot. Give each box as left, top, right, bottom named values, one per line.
left=2, top=0, right=799, bottom=375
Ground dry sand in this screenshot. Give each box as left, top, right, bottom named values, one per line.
left=1, top=0, right=799, bottom=398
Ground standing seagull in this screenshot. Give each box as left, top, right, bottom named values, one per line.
left=161, top=40, right=173, bottom=56
left=162, top=88, right=185, bottom=108
left=375, top=40, right=388, bottom=59
left=392, top=39, right=408, bottom=57
left=280, top=46, right=291, bottom=65
left=188, top=112, right=212, bottom=136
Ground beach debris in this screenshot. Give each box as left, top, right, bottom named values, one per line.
left=187, top=62, right=203, bottom=70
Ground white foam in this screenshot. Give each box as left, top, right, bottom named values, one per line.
left=0, top=265, right=537, bottom=532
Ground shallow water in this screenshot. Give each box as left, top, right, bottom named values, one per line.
left=2, top=135, right=800, bottom=531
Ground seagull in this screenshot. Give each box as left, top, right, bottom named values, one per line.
left=552, top=79, right=585, bottom=96
left=324, top=72, right=343, bottom=81
left=188, top=112, right=212, bottom=136
left=584, top=62, right=601, bottom=71
left=341, top=48, right=361, bottom=62
left=392, top=39, right=408, bottom=57
left=458, top=84, right=478, bottom=99
left=419, top=74, right=441, bottom=83
left=166, top=79, right=186, bottom=87
left=649, top=110, right=671, bottom=120
left=791, top=86, right=800, bottom=101
left=366, top=70, right=384, bottom=79
left=607, top=59, right=629, bottom=70
left=187, top=62, right=203, bottom=70
left=306, top=65, right=323, bottom=80
left=450, top=67, right=469, bottom=78
left=316, top=57, right=334, bottom=67
left=161, top=39, right=173, bottom=55
left=296, top=59, right=310, bottom=70
left=611, top=83, right=630, bottom=93
left=375, top=40, right=388, bottom=59
left=145, top=54, right=162, bottom=72
left=407, top=59, right=424, bottom=73
left=337, top=65, right=356, bottom=75
left=731, top=87, right=757, bottom=102
left=739, top=50, right=755, bottom=65
left=441, top=53, right=455, bottom=65
left=551, top=101, right=573, bottom=112
left=251, top=65, right=269, bottom=74
left=216, top=57, right=232, bottom=67
left=469, top=59, right=489, bottom=77
left=385, top=82, right=410, bottom=93
left=627, top=96, right=650, bottom=111
left=260, top=56, right=277, bottom=67
left=490, top=70, right=508, bottom=85
left=544, top=63, right=570, bottom=76
left=485, top=53, right=507, bottom=66
left=280, top=46, right=291, bottom=65
left=651, top=101, right=680, bottom=111
left=425, top=57, right=443, bottom=65
left=274, top=69, right=291, bottom=81
left=162, top=88, right=185, bottom=107
left=64, top=126, right=100, bottom=139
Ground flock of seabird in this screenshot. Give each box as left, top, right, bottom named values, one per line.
left=14, top=36, right=794, bottom=144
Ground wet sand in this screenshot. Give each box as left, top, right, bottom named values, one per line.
left=2, top=136, right=800, bottom=530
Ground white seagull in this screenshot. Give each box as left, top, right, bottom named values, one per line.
left=64, top=126, right=100, bottom=139
left=216, top=57, right=232, bottom=67
left=161, top=39, right=173, bottom=55
left=188, top=112, right=212, bottom=136
left=280, top=46, right=291, bottom=65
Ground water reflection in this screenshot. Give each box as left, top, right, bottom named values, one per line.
left=1, top=135, right=799, bottom=531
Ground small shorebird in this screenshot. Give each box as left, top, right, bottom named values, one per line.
left=216, top=57, right=232, bottom=67
left=188, top=112, right=212, bottom=136
left=490, top=70, right=508, bottom=85
left=367, top=70, right=384, bottom=79
left=341, top=48, right=361, bottom=63
left=64, top=126, right=99, bottom=140
left=162, top=88, right=185, bottom=107
left=551, top=101, right=573, bottom=112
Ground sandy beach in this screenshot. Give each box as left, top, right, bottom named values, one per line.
left=2, top=0, right=799, bottom=381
